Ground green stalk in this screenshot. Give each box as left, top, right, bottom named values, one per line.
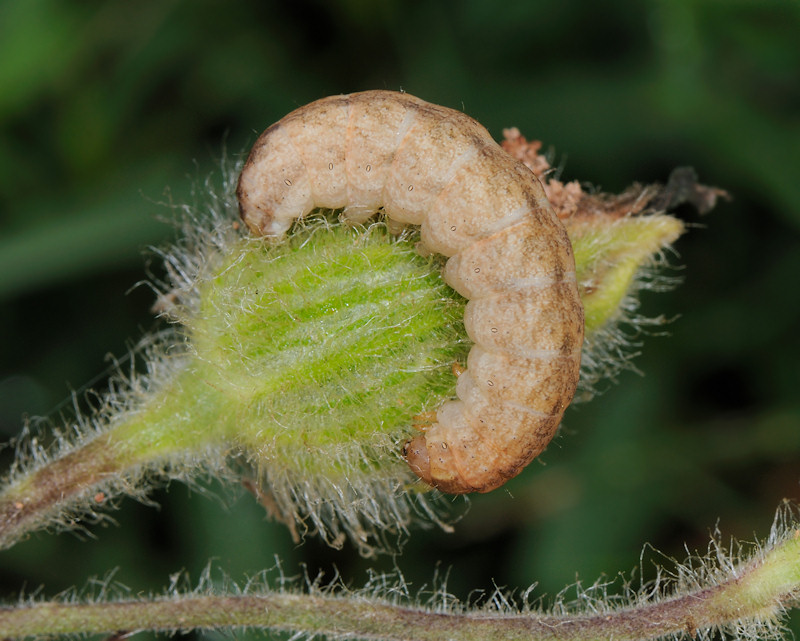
left=3, top=521, right=799, bottom=640
left=0, top=373, right=226, bottom=550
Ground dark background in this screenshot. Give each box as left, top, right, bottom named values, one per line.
left=1, top=1, right=799, bottom=639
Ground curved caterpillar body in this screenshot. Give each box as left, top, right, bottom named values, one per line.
left=237, top=90, right=584, bottom=494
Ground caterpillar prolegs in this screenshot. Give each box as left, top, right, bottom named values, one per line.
left=237, top=90, right=584, bottom=494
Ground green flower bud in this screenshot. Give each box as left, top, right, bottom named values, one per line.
left=566, top=212, right=685, bottom=395
left=170, top=219, right=469, bottom=550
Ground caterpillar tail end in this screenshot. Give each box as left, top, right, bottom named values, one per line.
left=403, top=435, right=474, bottom=495
left=403, top=435, right=432, bottom=483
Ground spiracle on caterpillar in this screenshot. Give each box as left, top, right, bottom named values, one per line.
left=236, top=90, right=584, bottom=494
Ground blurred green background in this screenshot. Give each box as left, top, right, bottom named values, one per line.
left=1, top=0, right=799, bottom=638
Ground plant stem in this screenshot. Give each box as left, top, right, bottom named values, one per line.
left=3, top=531, right=799, bottom=640
left=0, top=373, right=224, bottom=550
left=0, top=433, right=124, bottom=550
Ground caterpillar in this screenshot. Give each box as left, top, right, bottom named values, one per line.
left=237, top=90, right=584, bottom=494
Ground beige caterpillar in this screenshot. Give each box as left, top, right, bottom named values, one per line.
left=237, top=90, right=584, bottom=494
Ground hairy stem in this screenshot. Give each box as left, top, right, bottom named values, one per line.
left=0, top=371, right=227, bottom=550
left=3, top=528, right=800, bottom=640
left=0, top=434, right=122, bottom=550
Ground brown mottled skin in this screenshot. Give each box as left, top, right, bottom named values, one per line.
left=237, top=91, right=584, bottom=494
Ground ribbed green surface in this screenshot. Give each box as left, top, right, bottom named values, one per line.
left=187, top=222, right=468, bottom=476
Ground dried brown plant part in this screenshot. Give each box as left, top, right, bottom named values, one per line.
left=501, top=128, right=730, bottom=221
left=646, top=166, right=731, bottom=214
left=237, top=90, right=584, bottom=494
